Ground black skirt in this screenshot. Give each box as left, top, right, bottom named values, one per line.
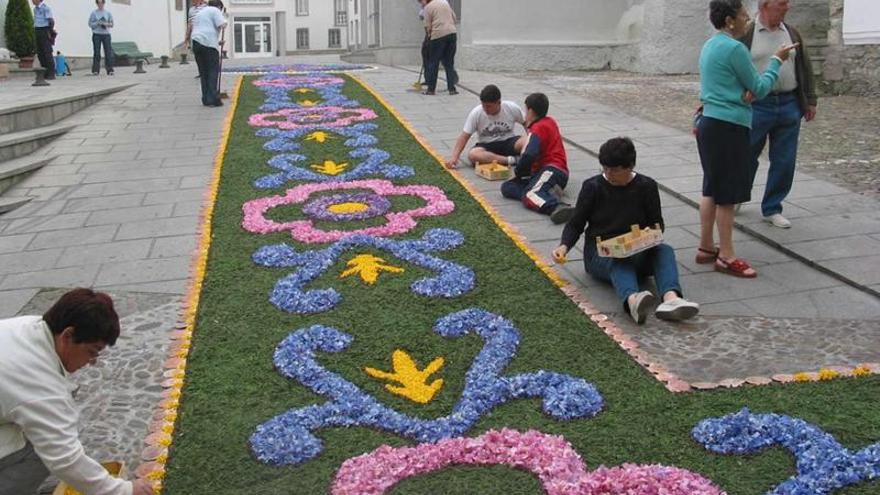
left=696, top=116, right=751, bottom=205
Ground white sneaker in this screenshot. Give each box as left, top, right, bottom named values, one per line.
left=763, top=213, right=791, bottom=229
left=627, top=291, right=656, bottom=325
left=655, top=298, right=700, bottom=321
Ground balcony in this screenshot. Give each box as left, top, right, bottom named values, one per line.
left=335, top=11, right=347, bottom=26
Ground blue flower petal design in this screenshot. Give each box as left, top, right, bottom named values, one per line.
left=693, top=408, right=880, bottom=494
left=253, top=229, right=474, bottom=314
left=255, top=147, right=413, bottom=187
left=249, top=308, right=605, bottom=465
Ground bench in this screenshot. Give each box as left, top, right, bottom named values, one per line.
left=111, top=42, right=154, bottom=66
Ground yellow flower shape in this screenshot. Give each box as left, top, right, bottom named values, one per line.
left=294, top=88, right=313, bottom=94
left=365, top=350, right=445, bottom=404
left=306, top=131, right=333, bottom=143
left=300, top=99, right=318, bottom=107
left=311, top=160, right=348, bottom=176
left=817, top=368, right=839, bottom=381
left=852, top=366, right=872, bottom=377
left=340, top=254, right=404, bottom=285
left=328, top=202, right=370, bottom=215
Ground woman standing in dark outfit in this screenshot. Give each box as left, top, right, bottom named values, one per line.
left=696, top=0, right=797, bottom=278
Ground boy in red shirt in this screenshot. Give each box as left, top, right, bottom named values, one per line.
left=501, top=93, right=575, bottom=224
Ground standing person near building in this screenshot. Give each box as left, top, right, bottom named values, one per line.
left=31, top=0, right=56, bottom=80
left=739, top=0, right=817, bottom=229
left=695, top=0, right=797, bottom=278
left=422, top=0, right=458, bottom=95
left=191, top=1, right=227, bottom=107
left=446, top=84, right=526, bottom=169
left=0, top=289, right=155, bottom=495
left=88, top=0, right=114, bottom=76
left=185, top=0, right=206, bottom=78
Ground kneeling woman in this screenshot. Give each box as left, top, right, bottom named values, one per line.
left=552, top=137, right=699, bottom=324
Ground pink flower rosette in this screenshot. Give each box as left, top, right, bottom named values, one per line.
left=242, top=179, right=455, bottom=243
left=249, top=106, right=377, bottom=131
left=331, top=429, right=726, bottom=495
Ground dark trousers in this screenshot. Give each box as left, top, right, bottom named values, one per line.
left=35, top=27, right=55, bottom=77
left=500, top=166, right=568, bottom=215
left=193, top=41, right=221, bottom=105
left=425, top=33, right=457, bottom=92
left=747, top=94, right=803, bottom=216
left=584, top=243, right=683, bottom=311
left=92, top=33, right=114, bottom=74
left=0, top=442, right=49, bottom=495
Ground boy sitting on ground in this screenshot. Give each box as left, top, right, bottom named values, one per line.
left=552, top=137, right=700, bottom=324
left=445, top=84, right=525, bottom=169
left=500, top=92, right=575, bottom=224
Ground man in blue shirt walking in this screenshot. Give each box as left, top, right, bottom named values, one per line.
left=31, top=0, right=55, bottom=80
left=88, top=0, right=115, bottom=75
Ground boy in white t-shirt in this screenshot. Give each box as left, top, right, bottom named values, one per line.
left=445, top=85, right=526, bottom=169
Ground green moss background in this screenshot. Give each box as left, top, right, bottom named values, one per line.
left=161, top=76, right=880, bottom=495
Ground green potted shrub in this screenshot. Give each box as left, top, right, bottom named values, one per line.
left=4, top=0, right=37, bottom=68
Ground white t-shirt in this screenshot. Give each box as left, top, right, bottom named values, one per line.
left=191, top=6, right=226, bottom=51
left=462, top=100, right=525, bottom=144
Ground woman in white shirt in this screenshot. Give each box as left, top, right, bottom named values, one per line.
left=191, top=1, right=227, bottom=107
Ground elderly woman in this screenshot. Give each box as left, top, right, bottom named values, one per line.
left=695, top=0, right=797, bottom=277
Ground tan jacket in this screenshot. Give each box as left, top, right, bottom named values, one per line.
left=424, top=0, right=457, bottom=40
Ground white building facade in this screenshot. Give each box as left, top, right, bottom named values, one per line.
left=224, top=0, right=352, bottom=58
left=0, top=0, right=187, bottom=60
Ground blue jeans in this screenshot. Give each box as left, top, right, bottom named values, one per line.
left=748, top=94, right=802, bottom=217
left=92, top=33, right=113, bottom=74
left=425, top=33, right=457, bottom=92
left=500, top=166, right=568, bottom=215
left=192, top=41, right=221, bottom=106
left=584, top=243, right=683, bottom=311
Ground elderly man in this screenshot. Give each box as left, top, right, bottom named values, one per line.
left=31, top=0, right=55, bottom=80
left=421, top=0, right=458, bottom=95
left=740, top=0, right=817, bottom=229
left=0, top=289, right=154, bottom=495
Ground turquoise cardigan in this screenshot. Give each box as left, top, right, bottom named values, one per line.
left=699, top=32, right=781, bottom=129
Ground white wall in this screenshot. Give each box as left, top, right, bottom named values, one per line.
left=286, top=0, right=348, bottom=52
left=0, top=0, right=8, bottom=51
left=32, top=0, right=186, bottom=58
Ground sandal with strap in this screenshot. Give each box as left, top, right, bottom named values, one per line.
left=695, top=246, right=719, bottom=264
left=715, top=257, right=757, bottom=278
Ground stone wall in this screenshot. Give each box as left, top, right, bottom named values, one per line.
left=823, top=0, right=880, bottom=95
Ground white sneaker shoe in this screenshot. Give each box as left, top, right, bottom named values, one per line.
left=655, top=298, right=700, bottom=321
left=763, top=213, right=791, bottom=229
left=627, top=291, right=656, bottom=325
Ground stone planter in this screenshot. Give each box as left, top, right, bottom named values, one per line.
left=17, top=56, right=35, bottom=69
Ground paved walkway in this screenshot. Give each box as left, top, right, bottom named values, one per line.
left=355, top=64, right=880, bottom=385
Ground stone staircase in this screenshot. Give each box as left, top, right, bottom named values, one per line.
left=0, top=89, right=124, bottom=214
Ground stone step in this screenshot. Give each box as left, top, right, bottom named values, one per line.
left=0, top=123, right=75, bottom=162
left=0, top=84, right=133, bottom=134
left=0, top=154, right=56, bottom=195
left=0, top=195, right=33, bottom=215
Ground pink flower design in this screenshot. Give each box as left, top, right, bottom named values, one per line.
left=252, top=75, right=345, bottom=88
left=242, top=179, right=455, bottom=243
left=331, top=429, right=725, bottom=495
left=249, top=107, right=378, bottom=131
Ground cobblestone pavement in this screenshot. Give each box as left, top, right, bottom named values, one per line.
left=524, top=71, right=880, bottom=196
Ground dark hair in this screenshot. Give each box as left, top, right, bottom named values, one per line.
left=524, top=93, right=549, bottom=119
left=709, top=0, right=742, bottom=29
left=479, top=85, right=501, bottom=103
left=43, top=288, right=120, bottom=345
left=208, top=0, right=224, bottom=8
left=599, top=137, right=637, bottom=169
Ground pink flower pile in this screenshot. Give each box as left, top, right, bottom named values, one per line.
left=331, top=429, right=726, bottom=495
left=249, top=106, right=378, bottom=130
left=242, top=179, right=455, bottom=243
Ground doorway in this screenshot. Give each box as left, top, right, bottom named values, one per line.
left=233, top=17, right=273, bottom=58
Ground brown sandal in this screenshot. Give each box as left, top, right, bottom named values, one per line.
left=695, top=247, right=719, bottom=264
left=715, top=257, right=757, bottom=278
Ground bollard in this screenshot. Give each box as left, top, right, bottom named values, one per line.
left=32, top=67, right=50, bottom=87
left=159, top=55, right=170, bottom=68
left=134, top=59, right=146, bottom=74
left=180, top=53, right=189, bottom=65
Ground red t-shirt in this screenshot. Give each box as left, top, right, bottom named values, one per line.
left=528, top=116, right=568, bottom=175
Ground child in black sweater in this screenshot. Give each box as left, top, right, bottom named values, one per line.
left=552, top=137, right=699, bottom=324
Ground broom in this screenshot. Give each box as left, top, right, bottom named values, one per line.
left=217, top=6, right=229, bottom=99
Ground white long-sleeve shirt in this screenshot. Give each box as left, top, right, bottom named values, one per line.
left=0, top=316, right=132, bottom=495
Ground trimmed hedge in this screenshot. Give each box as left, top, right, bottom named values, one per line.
left=4, top=0, right=36, bottom=58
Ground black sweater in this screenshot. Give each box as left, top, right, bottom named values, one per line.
left=560, top=173, right=665, bottom=250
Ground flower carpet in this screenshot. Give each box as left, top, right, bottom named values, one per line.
left=151, top=69, right=880, bottom=494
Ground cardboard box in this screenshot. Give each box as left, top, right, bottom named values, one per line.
left=474, top=161, right=511, bottom=181
left=596, top=224, right=663, bottom=258
left=53, top=462, right=127, bottom=495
